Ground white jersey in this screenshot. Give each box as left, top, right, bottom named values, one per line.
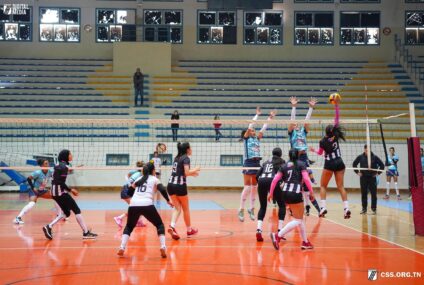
left=152, top=157, right=162, bottom=174
left=130, top=175, right=160, bottom=207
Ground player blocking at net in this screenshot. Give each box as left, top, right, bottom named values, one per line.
left=117, top=162, right=174, bottom=258
left=238, top=107, right=276, bottom=222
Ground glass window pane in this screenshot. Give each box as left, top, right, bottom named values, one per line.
left=244, top=28, right=255, bottom=43
left=353, top=28, right=366, bottom=44
left=110, top=25, right=122, bottom=42
left=295, top=28, right=307, bottom=44
left=341, top=28, right=352, bottom=44
left=270, top=28, right=281, bottom=44
left=98, top=10, right=115, bottom=24
left=165, top=11, right=181, bottom=25
left=19, top=24, right=31, bottom=40
left=40, top=9, right=59, bottom=24
left=198, top=27, right=209, bottom=43
left=296, top=13, right=313, bottom=26
left=158, top=27, right=169, bottom=42
left=40, top=24, right=53, bottom=41
left=418, top=28, right=424, bottom=44
left=265, top=13, right=282, bottom=26
left=257, top=27, right=268, bottom=44
left=245, top=13, right=262, bottom=26
left=4, top=23, right=18, bottom=40
left=0, top=8, right=10, bottom=22
left=321, top=28, right=333, bottom=44
left=315, top=13, right=333, bottom=28
left=67, top=25, right=79, bottom=42
left=406, top=12, right=424, bottom=27
left=0, top=24, right=4, bottom=40
left=361, top=12, right=379, bottom=27
left=219, top=12, right=235, bottom=26
left=199, top=12, right=216, bottom=25
left=145, top=11, right=162, bottom=25
left=366, top=28, right=379, bottom=44
left=211, top=27, right=223, bottom=43
left=341, top=13, right=360, bottom=27
left=61, top=9, right=79, bottom=24
left=116, top=10, right=130, bottom=24
left=13, top=9, right=31, bottom=22
left=170, top=27, right=181, bottom=43
left=54, top=24, right=66, bottom=41
left=406, top=28, right=418, bottom=44
left=144, top=27, right=155, bottom=41
left=97, top=26, right=109, bottom=42
left=308, top=28, right=319, bottom=44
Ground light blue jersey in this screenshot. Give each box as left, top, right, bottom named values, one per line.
left=387, top=154, right=399, bottom=171
left=30, top=169, right=53, bottom=190
left=289, top=127, right=308, bottom=151
left=244, top=136, right=260, bottom=159
left=421, top=156, right=424, bottom=172
left=127, top=171, right=141, bottom=185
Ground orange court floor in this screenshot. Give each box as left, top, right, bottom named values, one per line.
left=0, top=190, right=423, bottom=285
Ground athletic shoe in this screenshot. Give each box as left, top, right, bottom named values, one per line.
left=360, top=209, right=367, bottom=215
left=160, top=247, right=167, bottom=258
left=136, top=220, right=146, bottom=227
left=117, top=247, right=125, bottom=257
left=114, top=216, right=123, bottom=227
left=247, top=208, right=255, bottom=221
left=83, top=230, right=98, bottom=239
left=13, top=217, right=24, bottom=225
left=270, top=232, right=281, bottom=250
left=168, top=226, right=180, bottom=240
left=301, top=241, right=314, bottom=250
left=305, top=205, right=311, bottom=216
left=369, top=210, right=377, bottom=215
left=187, top=227, right=198, bottom=237
left=319, top=207, right=327, bottom=218
left=238, top=209, right=244, bottom=222
left=383, top=194, right=389, bottom=200
left=344, top=208, right=351, bottom=219
left=277, top=229, right=287, bottom=241
left=43, top=225, right=53, bottom=240
left=256, top=231, right=264, bottom=242
left=397, top=195, right=402, bottom=201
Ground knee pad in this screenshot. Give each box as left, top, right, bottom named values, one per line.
left=157, top=224, right=165, bottom=236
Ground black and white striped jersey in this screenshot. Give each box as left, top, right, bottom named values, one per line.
left=279, top=160, right=307, bottom=194
left=168, top=155, right=190, bottom=185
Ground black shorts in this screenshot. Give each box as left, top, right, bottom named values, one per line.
left=324, top=157, right=346, bottom=172
left=167, top=183, right=188, bottom=196
left=242, top=158, right=261, bottom=175
left=281, top=191, right=303, bottom=204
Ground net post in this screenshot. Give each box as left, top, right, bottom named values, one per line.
left=409, top=103, right=417, bottom=137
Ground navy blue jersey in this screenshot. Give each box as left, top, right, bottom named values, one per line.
left=278, top=160, right=307, bottom=193
left=168, top=154, right=190, bottom=185
left=319, top=137, right=342, bottom=161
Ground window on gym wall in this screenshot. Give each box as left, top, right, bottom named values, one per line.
left=340, top=0, right=380, bottom=3
left=96, top=9, right=136, bottom=43
left=143, top=10, right=183, bottom=43
left=244, top=11, right=283, bottom=45
left=405, top=11, right=424, bottom=45
left=405, top=0, right=424, bottom=2
left=39, top=8, right=80, bottom=42
left=0, top=6, right=32, bottom=41
left=295, top=12, right=333, bottom=45
left=340, top=12, right=380, bottom=45
left=294, top=0, right=334, bottom=3
left=197, top=10, right=237, bottom=44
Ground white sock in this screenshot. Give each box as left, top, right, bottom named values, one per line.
left=278, top=220, right=301, bottom=238
left=171, top=206, right=181, bottom=228
left=386, top=182, right=390, bottom=196
left=159, top=234, right=166, bottom=249
left=278, top=220, right=284, bottom=231
left=395, top=183, right=399, bottom=196
left=250, top=185, right=257, bottom=210
left=303, top=192, right=307, bottom=207
left=343, top=200, right=349, bottom=210
left=54, top=202, right=62, bottom=216
left=239, top=186, right=251, bottom=210
left=298, top=219, right=308, bottom=243
left=120, top=234, right=130, bottom=249
left=49, top=213, right=65, bottom=228
left=118, top=213, right=126, bottom=219
left=18, top=201, right=36, bottom=218
left=257, top=220, right=263, bottom=231
left=75, top=214, right=88, bottom=233
left=321, top=200, right=326, bottom=209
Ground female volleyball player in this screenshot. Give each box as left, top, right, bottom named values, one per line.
left=126, top=160, right=144, bottom=180
left=255, top=147, right=286, bottom=241
left=167, top=142, right=200, bottom=240
left=288, top=96, right=321, bottom=216
left=239, top=107, right=276, bottom=222
left=42, top=149, right=97, bottom=240
left=269, top=149, right=314, bottom=250
left=310, top=98, right=351, bottom=219
left=117, top=163, right=174, bottom=258
left=384, top=147, right=400, bottom=200
left=14, top=158, right=62, bottom=224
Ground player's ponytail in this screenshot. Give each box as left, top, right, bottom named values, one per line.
left=271, top=147, right=284, bottom=170
left=175, top=142, right=183, bottom=160
left=325, top=124, right=346, bottom=142
left=288, top=148, right=299, bottom=166
left=136, top=162, right=155, bottom=187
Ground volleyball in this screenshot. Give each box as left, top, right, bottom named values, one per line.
left=329, top=92, right=341, bottom=105
left=156, top=143, right=167, bottom=154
